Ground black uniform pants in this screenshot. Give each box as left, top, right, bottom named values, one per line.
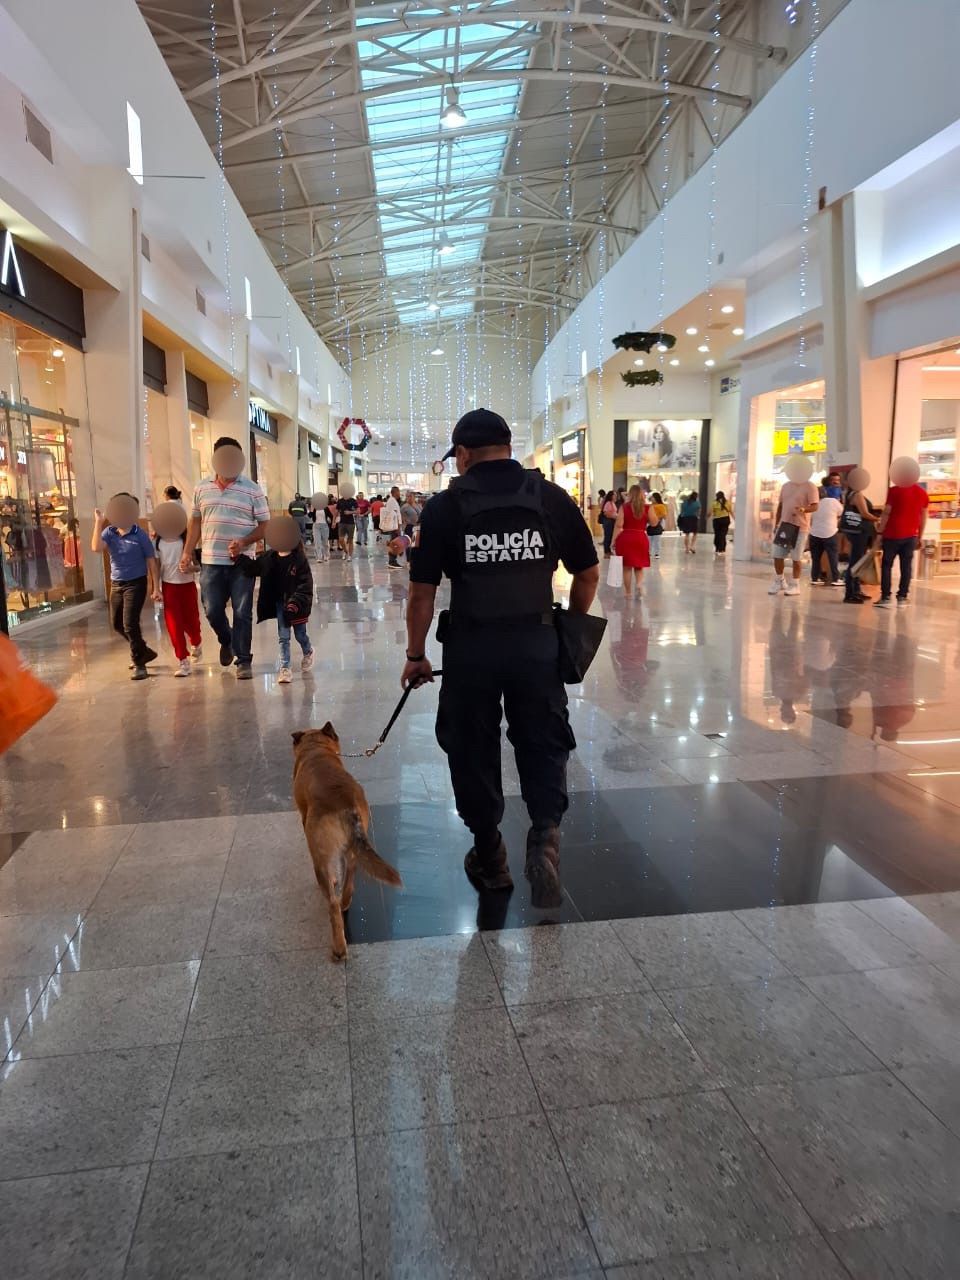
left=110, top=576, right=150, bottom=664
left=436, top=624, right=576, bottom=844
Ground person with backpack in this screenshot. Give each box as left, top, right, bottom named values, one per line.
left=599, top=490, right=618, bottom=557
left=400, top=409, right=600, bottom=909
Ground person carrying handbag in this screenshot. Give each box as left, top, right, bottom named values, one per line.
left=599, top=491, right=618, bottom=558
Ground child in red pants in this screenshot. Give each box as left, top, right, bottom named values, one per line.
left=153, top=531, right=202, bottom=676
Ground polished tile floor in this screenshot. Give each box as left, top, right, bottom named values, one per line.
left=2, top=538, right=959, bottom=1276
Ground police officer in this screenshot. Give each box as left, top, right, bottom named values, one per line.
left=402, top=409, right=600, bottom=907
left=288, top=492, right=310, bottom=545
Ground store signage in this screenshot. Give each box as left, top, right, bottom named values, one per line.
left=248, top=400, right=278, bottom=440
left=773, top=423, right=827, bottom=455
left=560, top=432, right=582, bottom=460
left=307, top=437, right=323, bottom=458
left=720, top=375, right=741, bottom=395
left=0, top=229, right=26, bottom=299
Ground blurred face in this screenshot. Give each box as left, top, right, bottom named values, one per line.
left=265, top=516, right=301, bottom=552
left=106, top=494, right=139, bottom=528
left=151, top=501, right=187, bottom=539
left=212, top=444, right=245, bottom=481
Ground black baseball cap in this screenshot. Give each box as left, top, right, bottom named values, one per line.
left=442, top=408, right=512, bottom=460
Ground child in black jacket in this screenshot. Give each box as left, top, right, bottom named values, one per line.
left=240, top=529, right=315, bottom=682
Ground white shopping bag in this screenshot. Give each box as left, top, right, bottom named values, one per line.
left=606, top=554, right=623, bottom=589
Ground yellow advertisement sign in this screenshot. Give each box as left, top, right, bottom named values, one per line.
left=803, top=422, right=827, bottom=453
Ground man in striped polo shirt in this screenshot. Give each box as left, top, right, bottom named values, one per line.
left=180, top=437, right=270, bottom=679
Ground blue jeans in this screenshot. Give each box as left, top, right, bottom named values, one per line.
left=277, top=606, right=312, bottom=667
left=881, top=536, right=917, bottom=600
left=355, top=514, right=369, bottom=545
left=200, top=562, right=254, bottom=665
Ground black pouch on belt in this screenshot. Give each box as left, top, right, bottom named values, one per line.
left=552, top=603, right=607, bottom=684
left=435, top=608, right=451, bottom=644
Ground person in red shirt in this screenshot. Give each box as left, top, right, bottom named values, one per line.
left=876, top=459, right=929, bottom=609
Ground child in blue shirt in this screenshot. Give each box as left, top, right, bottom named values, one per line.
left=91, top=493, right=160, bottom=680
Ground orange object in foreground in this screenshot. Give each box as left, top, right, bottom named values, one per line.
left=0, top=634, right=57, bottom=754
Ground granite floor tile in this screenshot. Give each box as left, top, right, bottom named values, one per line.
left=610, top=912, right=790, bottom=990
left=351, top=1007, right=538, bottom=1134
left=91, top=854, right=228, bottom=911
left=660, top=977, right=883, bottom=1087
left=736, top=902, right=921, bottom=976
left=204, top=887, right=331, bottom=957
left=827, top=1209, right=960, bottom=1279
left=728, top=1072, right=960, bottom=1232
left=125, top=1142, right=361, bottom=1280
left=346, top=933, right=503, bottom=1021
left=13, top=825, right=135, bottom=860
left=511, top=991, right=711, bottom=1109
left=804, top=965, right=960, bottom=1070
left=356, top=1113, right=599, bottom=1279
left=482, top=922, right=649, bottom=1005
left=0, top=1045, right=176, bottom=1178
left=896, top=1063, right=960, bottom=1137
left=0, top=911, right=82, bottom=979
left=184, top=949, right=346, bottom=1040
left=220, top=837, right=317, bottom=896
left=606, top=1235, right=849, bottom=1278
left=550, top=1092, right=812, bottom=1266
left=67, top=903, right=215, bottom=971
left=0, top=1164, right=149, bottom=1280
left=156, top=1025, right=352, bottom=1158
left=120, top=815, right=239, bottom=860
left=853, top=893, right=960, bottom=962
left=11, top=962, right=198, bottom=1057
left=0, top=974, right=45, bottom=1057
left=0, top=834, right=125, bottom=915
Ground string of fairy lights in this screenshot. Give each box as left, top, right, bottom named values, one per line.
left=795, top=0, right=821, bottom=375
left=207, top=2, right=238, bottom=391
left=700, top=3, right=724, bottom=375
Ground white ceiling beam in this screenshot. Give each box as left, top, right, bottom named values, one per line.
left=184, top=9, right=785, bottom=100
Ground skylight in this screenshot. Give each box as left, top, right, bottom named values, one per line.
left=357, top=5, right=531, bottom=324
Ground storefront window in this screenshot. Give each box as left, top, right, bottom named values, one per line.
left=555, top=430, right=585, bottom=510
left=0, top=316, right=92, bottom=627
left=628, top=419, right=707, bottom=532
left=753, top=380, right=827, bottom=557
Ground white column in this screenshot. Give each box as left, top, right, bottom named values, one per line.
left=163, top=348, right=194, bottom=501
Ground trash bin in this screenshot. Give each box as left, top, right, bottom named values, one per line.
left=918, top=540, right=938, bottom=579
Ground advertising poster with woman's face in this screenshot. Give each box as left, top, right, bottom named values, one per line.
left=629, top=420, right=702, bottom=472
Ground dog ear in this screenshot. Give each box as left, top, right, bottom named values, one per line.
left=320, top=721, right=339, bottom=741
left=291, top=731, right=305, bottom=746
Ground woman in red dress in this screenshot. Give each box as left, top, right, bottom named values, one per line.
left=612, top=484, right=659, bottom=599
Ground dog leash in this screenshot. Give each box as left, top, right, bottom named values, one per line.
left=342, top=669, right=443, bottom=759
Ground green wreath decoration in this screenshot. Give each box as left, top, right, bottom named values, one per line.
left=612, top=331, right=676, bottom=353
left=337, top=417, right=372, bottom=452
left=621, top=369, right=664, bottom=388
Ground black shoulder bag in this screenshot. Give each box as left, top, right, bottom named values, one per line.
left=553, top=604, right=607, bottom=684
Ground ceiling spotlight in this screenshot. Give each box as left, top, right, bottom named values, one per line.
left=440, top=87, right=466, bottom=129
left=426, top=299, right=439, bottom=312
left=633, top=358, right=644, bottom=367
left=51, top=346, right=64, bottom=358
left=437, top=230, right=454, bottom=256
left=732, top=327, right=744, bottom=336
left=721, top=304, right=735, bottom=314
left=430, top=345, right=445, bottom=356
left=669, top=358, right=680, bottom=367
left=685, top=326, right=698, bottom=336
left=705, top=358, right=716, bottom=367
left=697, top=343, right=710, bottom=353
left=656, top=343, right=668, bottom=353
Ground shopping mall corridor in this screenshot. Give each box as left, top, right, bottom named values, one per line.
left=2, top=542, right=960, bottom=1278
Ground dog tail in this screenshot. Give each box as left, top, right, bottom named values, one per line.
left=351, top=814, right=402, bottom=888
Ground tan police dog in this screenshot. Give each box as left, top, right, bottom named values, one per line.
left=292, top=724, right=402, bottom=960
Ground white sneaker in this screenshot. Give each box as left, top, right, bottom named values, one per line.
left=896, top=597, right=909, bottom=609
left=829, top=579, right=844, bottom=587
left=175, top=658, right=191, bottom=677
left=768, top=576, right=785, bottom=595
left=301, top=650, right=315, bottom=672
left=784, top=581, right=800, bottom=597
left=191, top=644, right=203, bottom=662
left=278, top=667, right=293, bottom=684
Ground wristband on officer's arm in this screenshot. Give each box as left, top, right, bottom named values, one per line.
left=405, top=652, right=426, bottom=662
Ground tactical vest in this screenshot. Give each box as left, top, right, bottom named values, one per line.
left=448, top=469, right=555, bottom=622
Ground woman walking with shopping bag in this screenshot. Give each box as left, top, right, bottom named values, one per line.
left=612, top=485, right=658, bottom=600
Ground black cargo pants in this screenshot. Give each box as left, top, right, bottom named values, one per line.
left=436, top=623, right=576, bottom=843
